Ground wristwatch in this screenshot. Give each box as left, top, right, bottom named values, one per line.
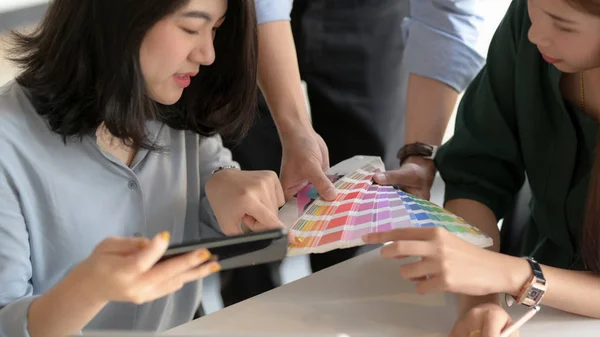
left=505, top=256, right=547, bottom=308
left=396, top=142, right=438, bottom=165
left=211, top=165, right=239, bottom=175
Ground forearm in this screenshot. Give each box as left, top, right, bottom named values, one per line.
left=500, top=259, right=600, bottom=319
left=256, top=21, right=311, bottom=135
left=445, top=199, right=503, bottom=313
left=403, top=0, right=488, bottom=146
left=404, top=74, right=459, bottom=146
left=445, top=199, right=501, bottom=252
left=28, top=266, right=107, bottom=337
left=542, top=266, right=600, bottom=318
left=447, top=199, right=600, bottom=318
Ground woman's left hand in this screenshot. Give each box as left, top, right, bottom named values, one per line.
left=450, top=303, right=517, bottom=337
left=205, top=168, right=288, bottom=238
left=362, top=227, right=510, bottom=296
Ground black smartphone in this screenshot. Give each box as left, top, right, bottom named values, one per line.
left=158, top=228, right=289, bottom=270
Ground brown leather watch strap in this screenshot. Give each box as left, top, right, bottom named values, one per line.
left=397, top=142, right=438, bottom=165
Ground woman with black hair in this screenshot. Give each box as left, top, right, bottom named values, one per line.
left=0, top=1, right=288, bottom=336
left=364, top=0, right=600, bottom=336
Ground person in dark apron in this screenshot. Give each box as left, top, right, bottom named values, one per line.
left=221, top=0, right=499, bottom=307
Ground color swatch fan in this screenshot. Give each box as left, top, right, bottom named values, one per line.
left=284, top=156, right=493, bottom=256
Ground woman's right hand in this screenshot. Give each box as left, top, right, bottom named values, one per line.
left=75, top=232, right=220, bottom=304
left=450, top=303, right=517, bottom=337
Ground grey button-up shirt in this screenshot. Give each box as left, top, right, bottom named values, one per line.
left=0, top=81, right=237, bottom=336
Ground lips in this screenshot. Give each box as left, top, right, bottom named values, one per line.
left=540, top=53, right=561, bottom=64
left=173, top=72, right=198, bottom=89
left=173, top=74, right=191, bottom=88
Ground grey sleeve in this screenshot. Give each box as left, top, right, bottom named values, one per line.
left=403, top=0, right=489, bottom=91
left=0, top=167, right=37, bottom=337
left=254, top=0, right=293, bottom=25
left=197, top=134, right=239, bottom=194
left=197, top=135, right=239, bottom=239
left=0, top=297, right=40, bottom=337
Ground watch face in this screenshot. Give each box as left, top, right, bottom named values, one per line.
left=528, top=288, right=542, bottom=301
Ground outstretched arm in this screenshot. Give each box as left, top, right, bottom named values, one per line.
left=254, top=0, right=336, bottom=201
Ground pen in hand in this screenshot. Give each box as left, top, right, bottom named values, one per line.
left=500, top=306, right=540, bottom=337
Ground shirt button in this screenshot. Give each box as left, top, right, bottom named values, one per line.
left=128, top=180, right=137, bottom=189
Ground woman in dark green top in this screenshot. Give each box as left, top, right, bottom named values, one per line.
left=363, top=0, right=600, bottom=335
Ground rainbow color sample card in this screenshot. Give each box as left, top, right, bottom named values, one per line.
left=286, top=158, right=493, bottom=256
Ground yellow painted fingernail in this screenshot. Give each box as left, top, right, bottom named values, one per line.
left=198, top=250, right=211, bottom=261
left=159, top=231, right=170, bottom=242
left=295, top=237, right=304, bottom=244
left=210, top=263, right=222, bottom=273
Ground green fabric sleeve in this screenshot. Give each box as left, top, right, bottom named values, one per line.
left=435, top=0, right=528, bottom=221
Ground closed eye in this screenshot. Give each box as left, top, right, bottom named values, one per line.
left=182, top=28, right=199, bottom=35
left=554, top=24, right=575, bottom=33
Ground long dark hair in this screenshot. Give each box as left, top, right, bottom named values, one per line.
left=8, top=0, right=258, bottom=149
left=565, top=0, right=600, bottom=272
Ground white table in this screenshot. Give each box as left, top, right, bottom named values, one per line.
left=168, top=248, right=599, bottom=337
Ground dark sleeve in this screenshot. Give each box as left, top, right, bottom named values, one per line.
left=434, top=0, right=527, bottom=221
